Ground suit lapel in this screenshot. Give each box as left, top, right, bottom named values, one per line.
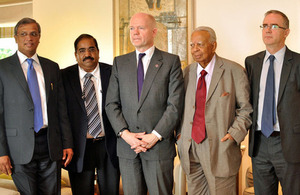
left=138, top=48, right=163, bottom=107
left=67, top=65, right=86, bottom=111
left=126, top=52, right=139, bottom=104
left=8, top=53, right=32, bottom=102
left=39, top=56, right=51, bottom=102
left=206, top=55, right=224, bottom=102
left=278, top=48, right=293, bottom=104
left=187, top=63, right=197, bottom=106
left=99, top=63, right=109, bottom=111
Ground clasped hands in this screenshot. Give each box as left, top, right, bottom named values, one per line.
left=121, top=130, right=159, bottom=154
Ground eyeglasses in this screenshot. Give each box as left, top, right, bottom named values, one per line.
left=17, top=32, right=40, bottom=37
left=78, top=47, right=97, bottom=54
left=260, top=24, right=287, bottom=30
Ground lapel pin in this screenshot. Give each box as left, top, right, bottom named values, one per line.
left=155, top=64, right=159, bottom=68
left=51, top=83, right=53, bottom=90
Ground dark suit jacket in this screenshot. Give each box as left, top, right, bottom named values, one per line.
left=246, top=47, right=300, bottom=163
left=0, top=53, right=73, bottom=165
left=105, top=48, right=184, bottom=160
left=61, top=63, right=118, bottom=172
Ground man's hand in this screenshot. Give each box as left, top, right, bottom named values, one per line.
left=136, top=133, right=159, bottom=149
left=62, top=148, right=73, bottom=167
left=221, top=133, right=234, bottom=142
left=0, top=155, right=12, bottom=175
left=121, top=130, right=148, bottom=153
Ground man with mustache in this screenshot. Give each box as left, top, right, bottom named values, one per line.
left=61, top=34, right=120, bottom=195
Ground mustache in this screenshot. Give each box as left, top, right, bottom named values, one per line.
left=83, top=56, right=94, bottom=61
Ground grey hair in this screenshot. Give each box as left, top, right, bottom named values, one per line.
left=193, top=26, right=217, bottom=43
left=265, top=10, right=289, bottom=28
left=14, top=17, right=41, bottom=36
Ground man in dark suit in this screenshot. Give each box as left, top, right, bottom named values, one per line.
left=246, top=10, right=300, bottom=195
left=61, top=34, right=119, bottom=195
left=105, top=12, right=184, bottom=195
left=0, top=18, right=73, bottom=194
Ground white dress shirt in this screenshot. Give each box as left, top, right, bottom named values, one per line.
left=78, top=64, right=105, bottom=137
left=135, top=46, right=161, bottom=140
left=18, top=51, right=48, bottom=127
left=257, top=46, right=285, bottom=132
left=196, top=54, right=216, bottom=94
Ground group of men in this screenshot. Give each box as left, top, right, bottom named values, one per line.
left=0, top=9, right=299, bottom=195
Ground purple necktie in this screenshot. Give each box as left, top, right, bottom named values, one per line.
left=137, top=53, right=146, bottom=100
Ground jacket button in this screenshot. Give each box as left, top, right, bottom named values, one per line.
left=136, top=126, right=140, bottom=129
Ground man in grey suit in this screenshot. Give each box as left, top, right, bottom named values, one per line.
left=0, top=18, right=73, bottom=194
left=105, top=12, right=184, bottom=195
left=246, top=10, right=300, bottom=194
left=177, top=26, right=252, bottom=195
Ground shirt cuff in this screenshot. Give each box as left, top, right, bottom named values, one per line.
left=152, top=130, right=162, bottom=141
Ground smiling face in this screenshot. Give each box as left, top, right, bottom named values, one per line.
left=14, top=23, right=40, bottom=57
left=262, top=13, right=290, bottom=53
left=129, top=13, right=157, bottom=52
left=75, top=38, right=99, bottom=72
left=190, top=30, right=216, bottom=68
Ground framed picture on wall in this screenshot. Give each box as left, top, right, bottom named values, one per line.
left=113, top=0, right=194, bottom=69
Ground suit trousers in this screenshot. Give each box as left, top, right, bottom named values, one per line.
left=12, top=128, right=61, bottom=195
left=68, top=138, right=119, bottom=195
left=119, top=155, right=174, bottom=195
left=252, top=131, right=300, bottom=195
left=187, top=139, right=237, bottom=195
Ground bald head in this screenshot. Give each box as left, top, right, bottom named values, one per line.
left=129, top=12, right=157, bottom=52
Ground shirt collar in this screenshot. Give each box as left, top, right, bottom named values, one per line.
left=78, top=63, right=100, bottom=81
left=17, top=50, right=39, bottom=65
left=135, top=45, right=155, bottom=60
left=264, top=46, right=286, bottom=64
left=197, top=54, right=216, bottom=76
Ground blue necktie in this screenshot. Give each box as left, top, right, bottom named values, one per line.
left=137, top=53, right=146, bottom=100
left=261, top=55, right=276, bottom=137
left=27, top=58, right=43, bottom=133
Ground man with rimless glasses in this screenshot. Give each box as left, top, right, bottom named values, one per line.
left=246, top=10, right=300, bottom=194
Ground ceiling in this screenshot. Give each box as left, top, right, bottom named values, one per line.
left=0, top=0, right=31, bottom=6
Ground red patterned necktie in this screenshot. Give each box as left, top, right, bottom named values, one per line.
left=192, top=70, right=207, bottom=144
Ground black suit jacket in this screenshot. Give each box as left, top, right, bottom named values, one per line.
left=0, top=53, right=73, bottom=164
left=61, top=63, right=118, bottom=172
left=246, top=47, right=300, bottom=163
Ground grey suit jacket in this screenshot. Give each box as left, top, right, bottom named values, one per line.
left=178, top=55, right=252, bottom=177
left=105, top=48, right=184, bottom=160
left=0, top=53, right=73, bottom=164
left=246, top=47, right=300, bottom=163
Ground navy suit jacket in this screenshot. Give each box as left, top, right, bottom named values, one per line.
left=0, top=53, right=73, bottom=164
left=61, top=63, right=118, bottom=172
left=246, top=47, right=300, bottom=163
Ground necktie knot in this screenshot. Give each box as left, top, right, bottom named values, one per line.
left=269, top=55, right=275, bottom=63
left=27, top=58, right=34, bottom=69
left=139, top=53, right=146, bottom=60
left=84, top=73, right=93, bottom=85
left=200, top=70, right=207, bottom=77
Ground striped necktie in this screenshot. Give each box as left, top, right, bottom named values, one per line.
left=83, top=73, right=101, bottom=138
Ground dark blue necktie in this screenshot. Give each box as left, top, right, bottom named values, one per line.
left=261, top=55, right=276, bottom=137
left=27, top=58, right=43, bottom=133
left=137, top=53, right=146, bottom=100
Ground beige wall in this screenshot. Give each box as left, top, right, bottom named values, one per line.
left=33, top=0, right=114, bottom=68
left=193, top=0, right=300, bottom=66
